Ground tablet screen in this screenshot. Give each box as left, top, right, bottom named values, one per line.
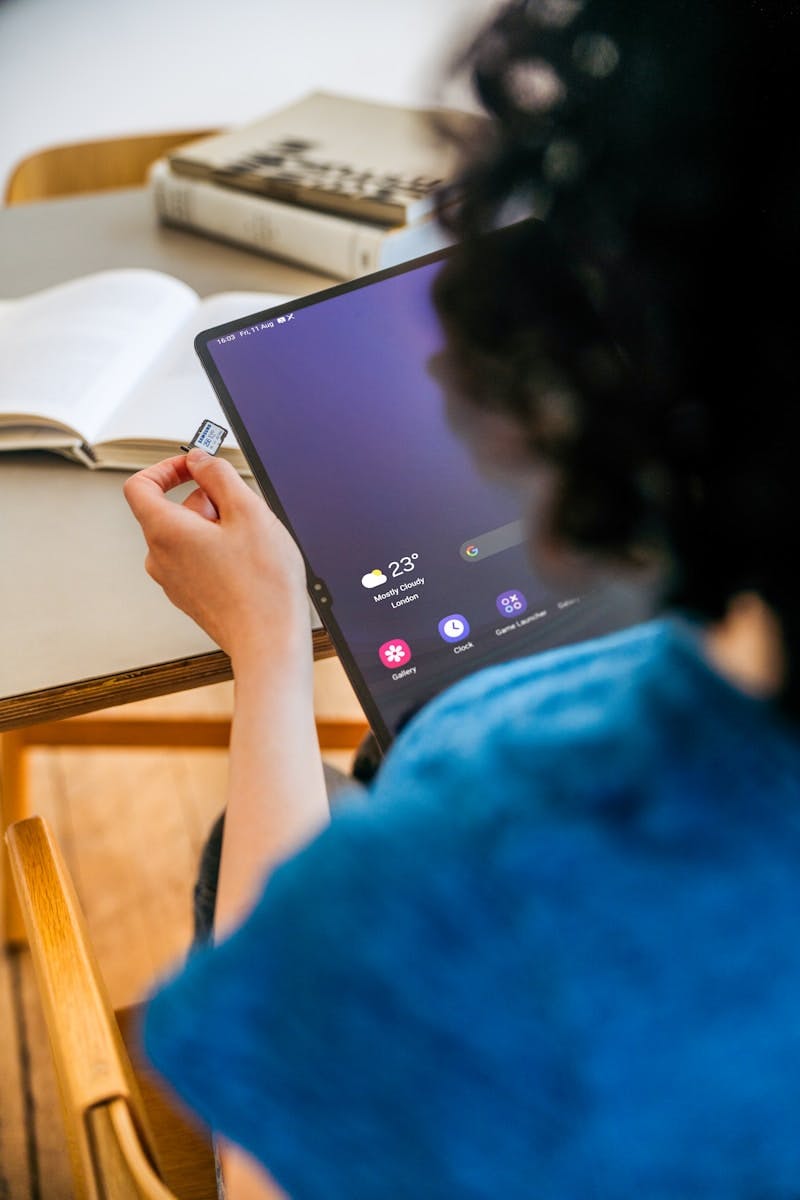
left=197, top=251, right=649, bottom=747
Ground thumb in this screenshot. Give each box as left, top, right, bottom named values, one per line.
left=185, top=448, right=252, bottom=516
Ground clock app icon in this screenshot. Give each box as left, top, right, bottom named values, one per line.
left=438, top=614, right=471, bottom=643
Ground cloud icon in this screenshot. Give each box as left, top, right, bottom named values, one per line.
left=361, top=569, right=387, bottom=589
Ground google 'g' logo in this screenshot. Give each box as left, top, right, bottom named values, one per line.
left=465, top=544, right=480, bottom=558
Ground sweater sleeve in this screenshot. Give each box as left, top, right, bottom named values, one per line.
left=143, top=764, right=576, bottom=1200
left=144, top=801, right=391, bottom=1184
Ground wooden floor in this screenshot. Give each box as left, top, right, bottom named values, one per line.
left=0, top=659, right=363, bottom=1200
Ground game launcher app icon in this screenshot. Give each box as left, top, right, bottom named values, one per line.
left=497, top=590, right=528, bottom=617
left=379, top=639, right=413, bottom=669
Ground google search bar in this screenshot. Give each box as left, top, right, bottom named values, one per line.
left=459, top=520, right=526, bottom=562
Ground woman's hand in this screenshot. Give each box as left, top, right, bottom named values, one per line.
left=124, top=450, right=309, bottom=671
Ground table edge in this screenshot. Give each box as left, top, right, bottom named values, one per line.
left=0, top=628, right=335, bottom=731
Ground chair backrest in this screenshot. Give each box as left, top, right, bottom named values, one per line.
left=4, top=130, right=217, bottom=205
left=5, top=815, right=178, bottom=1200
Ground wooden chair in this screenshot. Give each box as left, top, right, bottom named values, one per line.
left=5, top=814, right=220, bottom=1200
left=4, top=130, right=217, bottom=205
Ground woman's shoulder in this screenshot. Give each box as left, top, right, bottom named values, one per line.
left=373, top=613, right=799, bottom=829
left=409, top=616, right=669, bottom=727
left=379, top=617, right=675, bottom=785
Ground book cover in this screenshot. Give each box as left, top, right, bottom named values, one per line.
left=168, top=91, right=483, bottom=227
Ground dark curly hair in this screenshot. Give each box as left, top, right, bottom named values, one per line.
left=432, top=0, right=800, bottom=714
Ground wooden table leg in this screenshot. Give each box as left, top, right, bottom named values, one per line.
left=1, top=732, right=28, bottom=945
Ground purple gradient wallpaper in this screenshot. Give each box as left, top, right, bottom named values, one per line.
left=205, top=257, right=647, bottom=742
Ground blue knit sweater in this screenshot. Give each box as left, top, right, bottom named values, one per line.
left=145, top=619, right=800, bottom=1199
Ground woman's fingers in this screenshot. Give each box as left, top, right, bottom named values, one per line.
left=183, top=487, right=220, bottom=521
left=123, top=455, right=193, bottom=524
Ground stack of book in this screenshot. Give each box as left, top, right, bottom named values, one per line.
left=149, top=91, right=482, bottom=279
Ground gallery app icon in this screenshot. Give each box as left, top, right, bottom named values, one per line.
left=379, top=639, right=412, bottom=668
left=438, top=614, right=470, bottom=643
left=496, top=590, right=528, bottom=617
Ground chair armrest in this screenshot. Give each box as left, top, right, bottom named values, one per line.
left=6, top=815, right=281, bottom=1200
left=87, top=1100, right=177, bottom=1200
left=4, top=816, right=157, bottom=1147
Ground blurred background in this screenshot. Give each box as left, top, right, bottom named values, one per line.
left=0, top=0, right=495, bottom=193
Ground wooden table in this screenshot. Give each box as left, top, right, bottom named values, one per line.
left=0, top=186, right=339, bottom=729
left=0, top=189, right=356, bottom=939
left=0, top=451, right=333, bottom=729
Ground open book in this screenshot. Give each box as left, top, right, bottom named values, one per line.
left=0, top=269, right=288, bottom=471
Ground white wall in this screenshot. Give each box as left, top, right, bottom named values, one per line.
left=0, top=0, right=496, bottom=193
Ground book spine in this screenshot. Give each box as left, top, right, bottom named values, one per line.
left=150, top=161, right=449, bottom=280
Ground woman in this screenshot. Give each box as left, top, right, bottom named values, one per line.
left=125, top=1, right=800, bottom=1196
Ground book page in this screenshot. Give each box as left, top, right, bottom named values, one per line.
left=0, top=270, right=198, bottom=443
left=94, top=291, right=290, bottom=448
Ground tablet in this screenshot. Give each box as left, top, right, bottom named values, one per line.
left=195, top=247, right=649, bottom=749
